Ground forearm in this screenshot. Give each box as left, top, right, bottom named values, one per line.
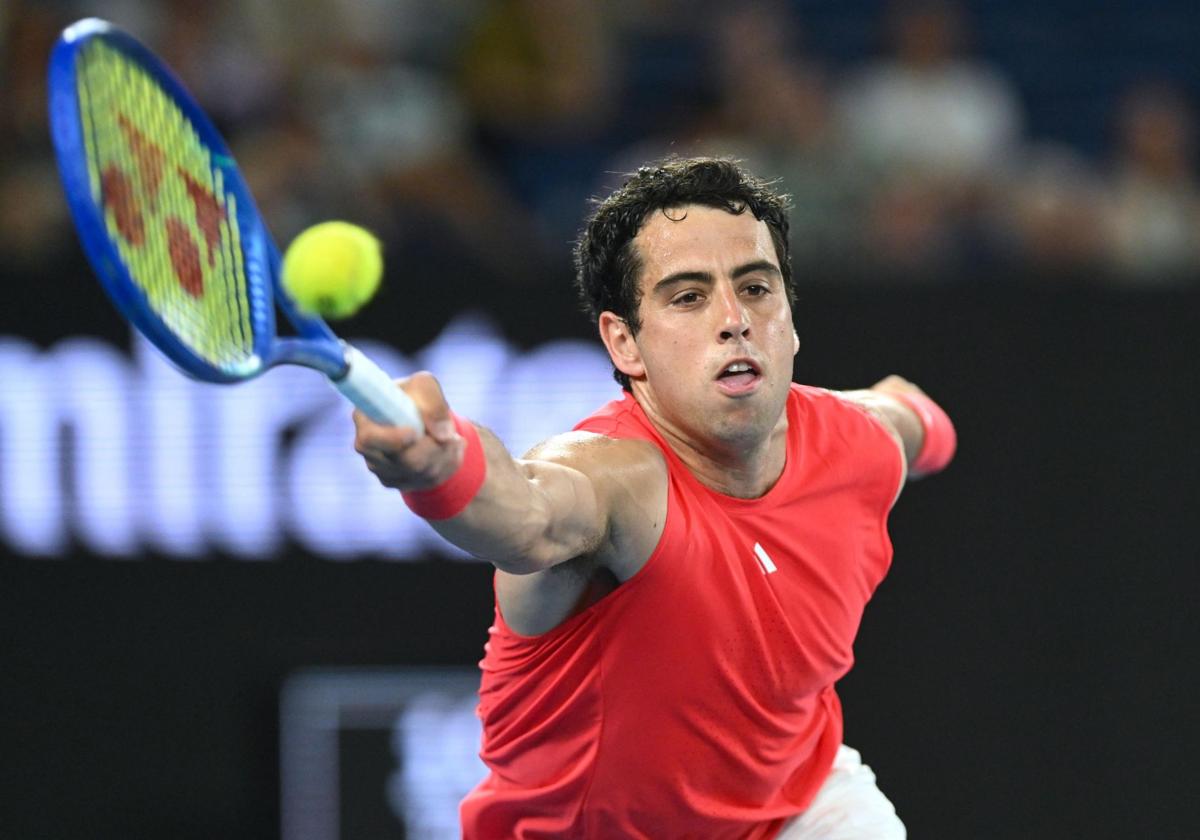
left=352, top=373, right=607, bottom=573
left=423, top=425, right=601, bottom=573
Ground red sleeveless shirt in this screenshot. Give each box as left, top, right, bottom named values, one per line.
left=460, top=384, right=903, bottom=839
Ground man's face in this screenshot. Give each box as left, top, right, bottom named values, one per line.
left=605, top=204, right=798, bottom=450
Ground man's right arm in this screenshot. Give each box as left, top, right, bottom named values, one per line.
left=352, top=372, right=643, bottom=575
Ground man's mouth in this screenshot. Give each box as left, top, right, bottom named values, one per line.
left=716, top=360, right=762, bottom=394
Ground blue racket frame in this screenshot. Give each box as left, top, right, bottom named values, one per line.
left=48, top=18, right=348, bottom=383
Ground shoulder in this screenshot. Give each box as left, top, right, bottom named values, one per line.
left=573, top=392, right=649, bottom=438
left=542, top=392, right=670, bottom=499
left=522, top=432, right=668, bottom=524
left=793, top=383, right=889, bottom=428
left=796, top=383, right=892, bottom=428
left=523, top=430, right=665, bottom=479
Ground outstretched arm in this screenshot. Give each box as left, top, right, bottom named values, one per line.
left=840, top=375, right=957, bottom=480
left=351, top=372, right=646, bottom=574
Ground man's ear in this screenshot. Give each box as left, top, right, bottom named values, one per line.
left=793, top=327, right=800, bottom=355
left=599, top=312, right=645, bottom=381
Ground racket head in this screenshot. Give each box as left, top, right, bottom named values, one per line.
left=48, top=18, right=344, bottom=382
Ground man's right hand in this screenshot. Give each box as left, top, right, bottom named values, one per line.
left=352, top=371, right=466, bottom=491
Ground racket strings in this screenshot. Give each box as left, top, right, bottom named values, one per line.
left=76, top=39, right=256, bottom=372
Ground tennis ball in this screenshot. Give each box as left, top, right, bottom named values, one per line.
left=281, top=221, right=383, bottom=319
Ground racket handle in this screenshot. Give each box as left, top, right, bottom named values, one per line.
left=334, top=344, right=425, bottom=434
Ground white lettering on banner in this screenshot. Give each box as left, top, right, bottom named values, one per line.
left=56, top=339, right=139, bottom=557
left=136, top=335, right=204, bottom=557
left=0, top=339, right=65, bottom=555
left=0, top=314, right=618, bottom=560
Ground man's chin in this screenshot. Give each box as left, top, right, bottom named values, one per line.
left=709, top=395, right=785, bottom=446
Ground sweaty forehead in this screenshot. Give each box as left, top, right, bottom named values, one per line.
left=633, top=205, right=775, bottom=279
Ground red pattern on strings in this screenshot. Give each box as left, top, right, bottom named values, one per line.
left=165, top=215, right=204, bottom=297
left=105, top=112, right=224, bottom=298
left=101, top=164, right=144, bottom=245
left=178, top=169, right=226, bottom=267
left=116, top=114, right=166, bottom=202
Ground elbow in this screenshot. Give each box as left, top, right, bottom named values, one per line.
left=478, top=498, right=570, bottom=575
left=473, top=458, right=601, bottom=574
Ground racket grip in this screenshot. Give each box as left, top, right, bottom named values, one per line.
left=334, top=344, right=425, bottom=434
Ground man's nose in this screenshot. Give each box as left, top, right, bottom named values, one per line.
left=716, top=286, right=750, bottom=342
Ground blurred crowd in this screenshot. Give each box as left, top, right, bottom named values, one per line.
left=3, top=0, right=1200, bottom=290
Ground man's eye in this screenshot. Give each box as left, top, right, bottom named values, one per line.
left=744, top=284, right=768, bottom=296
left=673, top=292, right=702, bottom=305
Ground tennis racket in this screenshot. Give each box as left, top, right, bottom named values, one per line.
left=47, top=18, right=423, bottom=433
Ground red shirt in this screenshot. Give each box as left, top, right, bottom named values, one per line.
left=461, top=385, right=903, bottom=839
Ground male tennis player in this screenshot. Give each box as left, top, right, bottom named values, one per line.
left=353, top=157, right=955, bottom=839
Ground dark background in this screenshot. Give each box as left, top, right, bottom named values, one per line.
left=4, top=283, right=1196, bottom=839
left=4, top=1, right=1200, bottom=838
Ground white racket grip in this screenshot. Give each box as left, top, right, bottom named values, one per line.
left=333, top=344, right=425, bottom=434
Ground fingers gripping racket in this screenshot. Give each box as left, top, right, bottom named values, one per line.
left=47, top=18, right=424, bottom=433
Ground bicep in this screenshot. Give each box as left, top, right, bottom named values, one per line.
left=424, top=428, right=609, bottom=574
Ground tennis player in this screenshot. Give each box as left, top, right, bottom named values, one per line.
left=353, top=157, right=955, bottom=839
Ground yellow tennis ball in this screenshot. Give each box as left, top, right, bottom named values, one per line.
left=281, top=221, right=383, bottom=319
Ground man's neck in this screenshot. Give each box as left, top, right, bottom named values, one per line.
left=632, top=389, right=790, bottom=499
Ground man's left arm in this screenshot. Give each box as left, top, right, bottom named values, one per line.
left=840, top=375, right=957, bottom=481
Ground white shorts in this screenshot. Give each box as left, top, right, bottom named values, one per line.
left=775, top=745, right=906, bottom=840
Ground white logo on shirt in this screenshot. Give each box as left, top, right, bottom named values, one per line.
left=753, top=542, right=778, bottom=575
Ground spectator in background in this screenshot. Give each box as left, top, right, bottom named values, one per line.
left=841, top=0, right=1022, bottom=181
left=600, top=3, right=875, bottom=280
left=698, top=4, right=871, bottom=279
left=1003, top=143, right=1110, bottom=280
left=0, top=3, right=74, bottom=269
left=459, top=0, right=616, bottom=145
left=602, top=0, right=722, bottom=141
left=1105, top=82, right=1200, bottom=284
left=142, top=0, right=322, bottom=235
left=277, top=0, right=549, bottom=291
left=839, top=0, right=1024, bottom=278
left=153, top=0, right=287, bottom=131
left=457, top=0, right=619, bottom=247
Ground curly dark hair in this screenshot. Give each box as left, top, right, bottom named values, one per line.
left=573, top=156, right=795, bottom=389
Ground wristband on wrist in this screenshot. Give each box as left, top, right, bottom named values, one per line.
left=891, top=390, right=957, bottom=475
left=401, top=413, right=487, bottom=520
